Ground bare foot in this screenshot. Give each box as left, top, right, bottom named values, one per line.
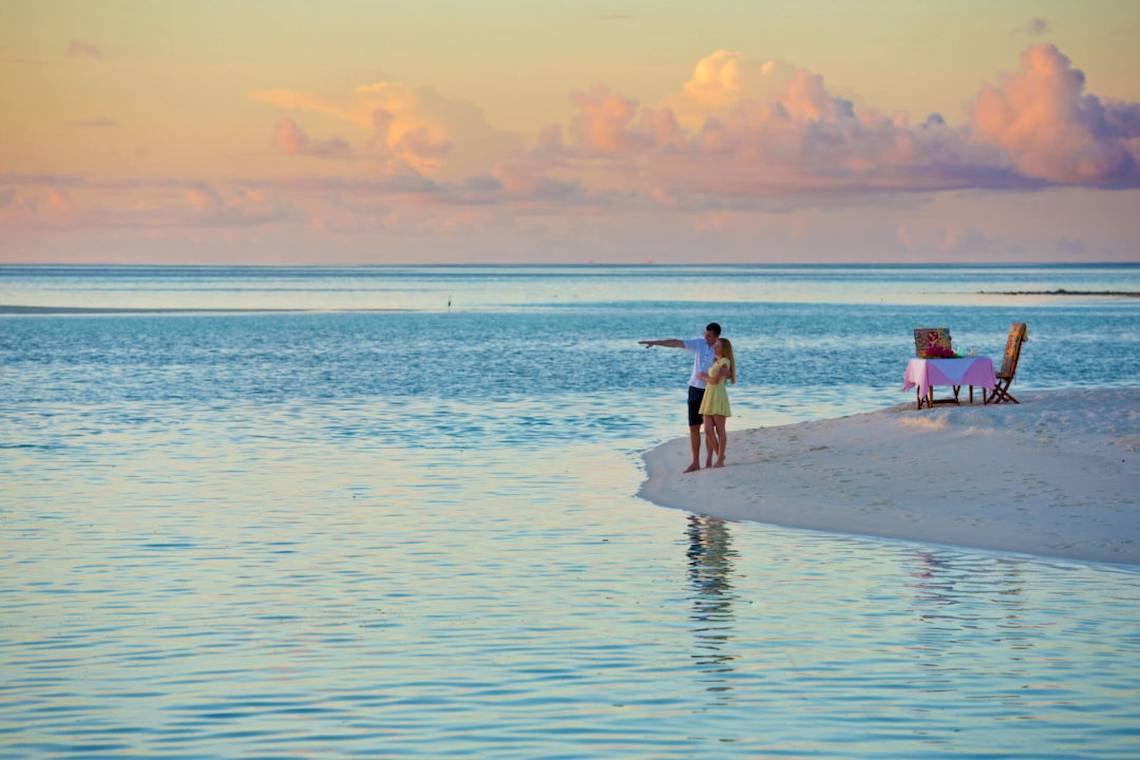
left=683, top=463, right=700, bottom=473
left=713, top=460, right=725, bottom=468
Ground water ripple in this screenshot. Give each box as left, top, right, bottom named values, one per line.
left=3, top=274, right=1140, bottom=756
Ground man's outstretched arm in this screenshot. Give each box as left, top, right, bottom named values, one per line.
left=639, top=339, right=685, bottom=348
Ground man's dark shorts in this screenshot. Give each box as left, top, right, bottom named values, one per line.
left=688, top=385, right=705, bottom=427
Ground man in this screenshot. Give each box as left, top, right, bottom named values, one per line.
left=639, top=322, right=721, bottom=473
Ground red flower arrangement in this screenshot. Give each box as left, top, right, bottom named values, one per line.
left=923, top=344, right=958, bottom=358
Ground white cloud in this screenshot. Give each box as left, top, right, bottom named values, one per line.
left=253, top=81, right=521, bottom=175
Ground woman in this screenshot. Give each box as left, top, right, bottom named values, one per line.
left=697, top=338, right=735, bottom=468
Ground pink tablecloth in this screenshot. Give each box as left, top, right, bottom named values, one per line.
left=903, top=357, right=997, bottom=398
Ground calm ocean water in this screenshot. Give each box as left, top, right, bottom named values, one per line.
left=2, top=264, right=1139, bottom=757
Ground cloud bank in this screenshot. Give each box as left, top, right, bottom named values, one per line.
left=4, top=43, right=1139, bottom=263
left=547, top=43, right=1140, bottom=202
left=244, top=43, right=1140, bottom=205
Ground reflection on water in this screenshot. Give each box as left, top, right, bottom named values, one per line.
left=687, top=515, right=738, bottom=697
left=906, top=551, right=1035, bottom=700
left=3, top=394, right=1140, bottom=756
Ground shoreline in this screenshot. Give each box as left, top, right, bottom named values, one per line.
left=640, top=388, right=1140, bottom=566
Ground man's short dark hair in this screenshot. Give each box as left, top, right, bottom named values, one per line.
left=706, top=322, right=721, bottom=336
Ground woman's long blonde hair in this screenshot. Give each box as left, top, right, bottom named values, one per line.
left=718, top=338, right=736, bottom=384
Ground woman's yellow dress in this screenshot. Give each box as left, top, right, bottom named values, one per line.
left=698, top=358, right=732, bottom=417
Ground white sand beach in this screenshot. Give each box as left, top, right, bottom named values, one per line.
left=641, top=388, right=1140, bottom=565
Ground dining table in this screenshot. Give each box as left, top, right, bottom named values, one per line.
left=903, top=356, right=997, bottom=409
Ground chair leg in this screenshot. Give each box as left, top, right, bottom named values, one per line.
left=988, top=379, right=1019, bottom=404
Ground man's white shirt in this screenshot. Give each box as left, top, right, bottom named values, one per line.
left=683, top=339, right=716, bottom=389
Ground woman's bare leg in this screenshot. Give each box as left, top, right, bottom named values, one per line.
left=714, top=416, right=727, bottom=466
left=703, top=417, right=717, bottom=468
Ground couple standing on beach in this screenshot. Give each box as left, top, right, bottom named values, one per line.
left=640, top=322, right=736, bottom=473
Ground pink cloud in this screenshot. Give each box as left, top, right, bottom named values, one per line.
left=69, top=117, right=119, bottom=128
left=532, top=124, right=567, bottom=159
left=779, top=70, right=854, bottom=122
left=185, top=186, right=223, bottom=214
left=664, top=51, right=794, bottom=130
left=254, top=81, right=519, bottom=175
left=562, top=63, right=1015, bottom=198
left=274, top=119, right=351, bottom=158
left=0, top=175, right=301, bottom=232
left=0, top=186, right=76, bottom=227
left=65, top=39, right=101, bottom=60
left=569, top=86, right=648, bottom=154
left=553, top=43, right=1140, bottom=201
left=392, top=126, right=452, bottom=166
left=484, top=127, right=589, bottom=204
left=971, top=43, right=1140, bottom=186
left=182, top=185, right=298, bottom=228
left=237, top=174, right=440, bottom=196
left=490, top=164, right=580, bottom=203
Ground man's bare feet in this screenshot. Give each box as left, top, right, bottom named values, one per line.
left=713, top=460, right=726, bottom=468
left=683, top=463, right=700, bottom=473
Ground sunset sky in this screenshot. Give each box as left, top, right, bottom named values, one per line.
left=2, top=0, right=1139, bottom=264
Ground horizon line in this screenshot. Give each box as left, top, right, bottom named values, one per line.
left=2, top=261, right=1138, bottom=269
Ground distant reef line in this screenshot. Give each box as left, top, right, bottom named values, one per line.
left=978, top=289, right=1140, bottom=297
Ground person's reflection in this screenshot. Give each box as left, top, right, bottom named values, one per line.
left=687, top=514, right=738, bottom=696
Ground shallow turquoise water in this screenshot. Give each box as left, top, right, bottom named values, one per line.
left=2, top=265, right=1139, bottom=757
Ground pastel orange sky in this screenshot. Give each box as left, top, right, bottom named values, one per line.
left=2, top=0, right=1139, bottom=264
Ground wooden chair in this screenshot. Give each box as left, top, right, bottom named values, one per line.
left=985, top=322, right=1028, bottom=404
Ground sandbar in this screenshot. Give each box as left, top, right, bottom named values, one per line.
left=0, top=305, right=410, bottom=315
left=640, top=388, right=1140, bottom=565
